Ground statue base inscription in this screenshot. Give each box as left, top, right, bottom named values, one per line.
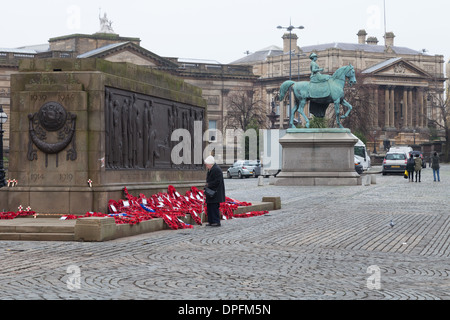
left=274, top=128, right=361, bottom=186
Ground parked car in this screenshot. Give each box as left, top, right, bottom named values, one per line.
left=409, top=151, right=426, bottom=168
left=248, top=160, right=261, bottom=177
left=389, top=146, right=413, bottom=157
left=382, top=152, right=407, bottom=175
left=227, top=160, right=260, bottom=179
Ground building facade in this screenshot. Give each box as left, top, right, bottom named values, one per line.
left=232, top=29, right=446, bottom=150
left=0, top=25, right=446, bottom=157
left=0, top=31, right=258, bottom=156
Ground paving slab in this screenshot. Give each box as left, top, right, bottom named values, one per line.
left=0, top=165, right=449, bottom=301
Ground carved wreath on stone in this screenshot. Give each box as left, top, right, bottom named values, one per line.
left=27, top=101, right=77, bottom=167
left=394, top=63, right=406, bottom=74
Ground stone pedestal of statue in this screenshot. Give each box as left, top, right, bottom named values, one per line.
left=274, top=128, right=361, bottom=186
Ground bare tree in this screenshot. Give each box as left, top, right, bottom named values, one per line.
left=337, top=71, right=376, bottom=139
left=224, top=89, right=267, bottom=131
left=425, top=81, right=449, bottom=162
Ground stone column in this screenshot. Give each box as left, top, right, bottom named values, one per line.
left=389, top=86, right=395, bottom=128
left=413, top=90, right=417, bottom=128
left=384, top=87, right=390, bottom=128
left=424, top=92, right=429, bottom=127
left=418, top=89, right=424, bottom=128
left=408, top=88, right=413, bottom=128
left=373, top=87, right=379, bottom=128
left=403, top=87, right=409, bottom=128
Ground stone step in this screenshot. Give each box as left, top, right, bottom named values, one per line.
left=233, top=202, right=275, bottom=214
left=0, top=198, right=279, bottom=241
left=0, top=218, right=76, bottom=241
left=0, top=232, right=75, bottom=241
left=0, top=225, right=74, bottom=234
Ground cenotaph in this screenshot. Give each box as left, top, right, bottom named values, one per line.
left=0, top=58, right=207, bottom=214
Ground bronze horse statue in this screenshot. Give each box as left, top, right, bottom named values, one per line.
left=279, top=64, right=357, bottom=128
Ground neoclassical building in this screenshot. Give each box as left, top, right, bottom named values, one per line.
left=0, top=23, right=446, bottom=156
left=0, top=25, right=258, bottom=153
left=232, top=29, right=446, bottom=150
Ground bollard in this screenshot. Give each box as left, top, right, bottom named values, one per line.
left=269, top=176, right=275, bottom=185
left=371, top=174, right=377, bottom=185
left=258, top=175, right=264, bottom=186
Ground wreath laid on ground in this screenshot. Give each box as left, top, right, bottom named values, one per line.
left=0, top=186, right=268, bottom=230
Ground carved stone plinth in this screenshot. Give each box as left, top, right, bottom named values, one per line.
left=275, top=128, right=361, bottom=186
left=0, top=58, right=207, bottom=214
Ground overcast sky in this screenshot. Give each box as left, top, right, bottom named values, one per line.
left=1, top=0, right=449, bottom=65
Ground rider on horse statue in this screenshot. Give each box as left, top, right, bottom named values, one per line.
left=309, top=53, right=330, bottom=83
left=278, top=53, right=357, bottom=129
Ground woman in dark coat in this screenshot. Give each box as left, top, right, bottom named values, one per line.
left=414, top=154, right=423, bottom=182
left=431, top=152, right=440, bottom=182
left=406, top=154, right=415, bottom=182
left=204, top=156, right=225, bottom=226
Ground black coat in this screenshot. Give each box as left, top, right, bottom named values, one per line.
left=206, top=163, right=226, bottom=203
left=431, top=155, right=440, bottom=170
left=406, top=158, right=415, bottom=171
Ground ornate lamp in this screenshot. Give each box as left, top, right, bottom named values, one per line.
left=277, top=24, right=304, bottom=81
left=277, top=23, right=304, bottom=127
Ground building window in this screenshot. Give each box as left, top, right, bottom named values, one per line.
left=208, top=120, right=217, bottom=141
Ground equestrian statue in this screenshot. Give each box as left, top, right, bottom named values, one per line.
left=279, top=52, right=357, bottom=129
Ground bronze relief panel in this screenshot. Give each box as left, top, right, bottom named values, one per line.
left=105, top=87, right=204, bottom=170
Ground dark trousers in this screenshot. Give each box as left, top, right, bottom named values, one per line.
left=408, top=170, right=414, bottom=181
left=415, top=170, right=421, bottom=182
left=207, top=203, right=221, bottom=224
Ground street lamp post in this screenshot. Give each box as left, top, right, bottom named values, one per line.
left=277, top=23, right=304, bottom=128
left=0, top=105, right=8, bottom=188
left=373, top=130, right=377, bottom=154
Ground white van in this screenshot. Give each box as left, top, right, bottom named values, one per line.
left=260, top=129, right=286, bottom=177
left=354, top=139, right=371, bottom=170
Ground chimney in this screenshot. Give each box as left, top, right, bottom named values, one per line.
left=366, top=36, right=379, bottom=45
left=357, top=30, right=367, bottom=44
left=282, top=33, right=299, bottom=54
left=384, top=32, right=395, bottom=47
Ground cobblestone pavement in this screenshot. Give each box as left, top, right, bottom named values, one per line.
left=1, top=165, right=449, bottom=300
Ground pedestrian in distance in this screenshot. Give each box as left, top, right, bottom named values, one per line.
left=204, top=155, right=225, bottom=227
left=414, top=153, right=422, bottom=182
left=431, top=152, right=441, bottom=182
left=406, top=153, right=415, bottom=182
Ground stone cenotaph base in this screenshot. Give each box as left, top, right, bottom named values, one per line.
left=274, top=128, right=361, bottom=186
left=0, top=58, right=207, bottom=215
